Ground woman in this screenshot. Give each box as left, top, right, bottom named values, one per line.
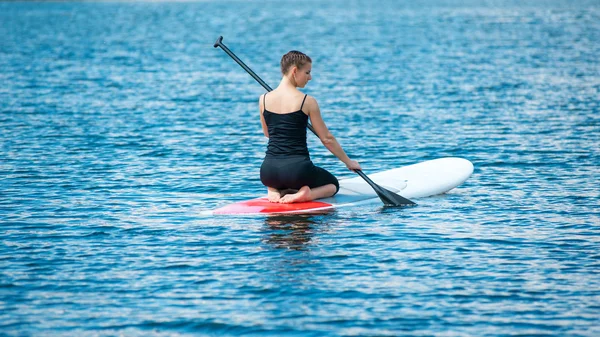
left=259, top=51, right=361, bottom=204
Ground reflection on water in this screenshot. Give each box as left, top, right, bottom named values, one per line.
left=262, top=212, right=335, bottom=250
left=378, top=205, right=411, bottom=214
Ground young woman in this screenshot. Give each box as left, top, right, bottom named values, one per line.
left=259, top=51, right=361, bottom=204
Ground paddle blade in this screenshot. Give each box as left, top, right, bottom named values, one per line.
left=354, top=169, right=416, bottom=207
left=374, top=186, right=416, bottom=207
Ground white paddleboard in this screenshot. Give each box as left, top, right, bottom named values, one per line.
left=208, top=157, right=473, bottom=215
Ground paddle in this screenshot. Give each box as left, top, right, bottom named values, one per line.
left=213, top=36, right=416, bottom=207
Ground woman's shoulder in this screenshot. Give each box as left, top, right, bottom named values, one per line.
left=302, top=94, right=319, bottom=109
left=304, top=93, right=316, bottom=101
left=258, top=93, right=268, bottom=108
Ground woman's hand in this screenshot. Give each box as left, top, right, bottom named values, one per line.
left=346, top=160, right=362, bottom=172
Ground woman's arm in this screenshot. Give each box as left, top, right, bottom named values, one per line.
left=305, top=96, right=361, bottom=171
left=258, top=94, right=269, bottom=138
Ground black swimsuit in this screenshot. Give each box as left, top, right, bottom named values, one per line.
left=260, top=94, right=339, bottom=194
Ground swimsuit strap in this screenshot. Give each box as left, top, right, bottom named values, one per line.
left=263, top=93, right=267, bottom=112
left=299, top=94, right=308, bottom=111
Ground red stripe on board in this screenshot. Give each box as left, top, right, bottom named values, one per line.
left=213, top=198, right=333, bottom=214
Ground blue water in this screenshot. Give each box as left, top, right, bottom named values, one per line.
left=1, top=1, right=599, bottom=335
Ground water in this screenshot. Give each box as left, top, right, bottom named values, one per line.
left=1, top=1, right=599, bottom=335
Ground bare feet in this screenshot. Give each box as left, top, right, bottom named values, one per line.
left=279, top=186, right=311, bottom=204
left=279, top=188, right=298, bottom=197
left=267, top=189, right=281, bottom=203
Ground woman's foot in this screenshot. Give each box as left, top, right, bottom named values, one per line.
left=267, top=188, right=281, bottom=203
left=279, top=188, right=298, bottom=197
left=279, top=186, right=311, bottom=204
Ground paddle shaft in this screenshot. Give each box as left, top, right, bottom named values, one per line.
left=214, top=36, right=274, bottom=92
left=213, top=36, right=415, bottom=206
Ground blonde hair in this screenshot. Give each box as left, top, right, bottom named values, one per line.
left=280, top=50, right=312, bottom=75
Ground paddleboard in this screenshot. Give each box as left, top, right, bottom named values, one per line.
left=208, top=157, right=473, bottom=215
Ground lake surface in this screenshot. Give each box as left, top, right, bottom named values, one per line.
left=1, top=1, right=599, bottom=336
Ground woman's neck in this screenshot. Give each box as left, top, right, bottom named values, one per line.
left=277, top=75, right=297, bottom=91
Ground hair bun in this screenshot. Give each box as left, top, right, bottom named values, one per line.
left=281, top=51, right=312, bottom=75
